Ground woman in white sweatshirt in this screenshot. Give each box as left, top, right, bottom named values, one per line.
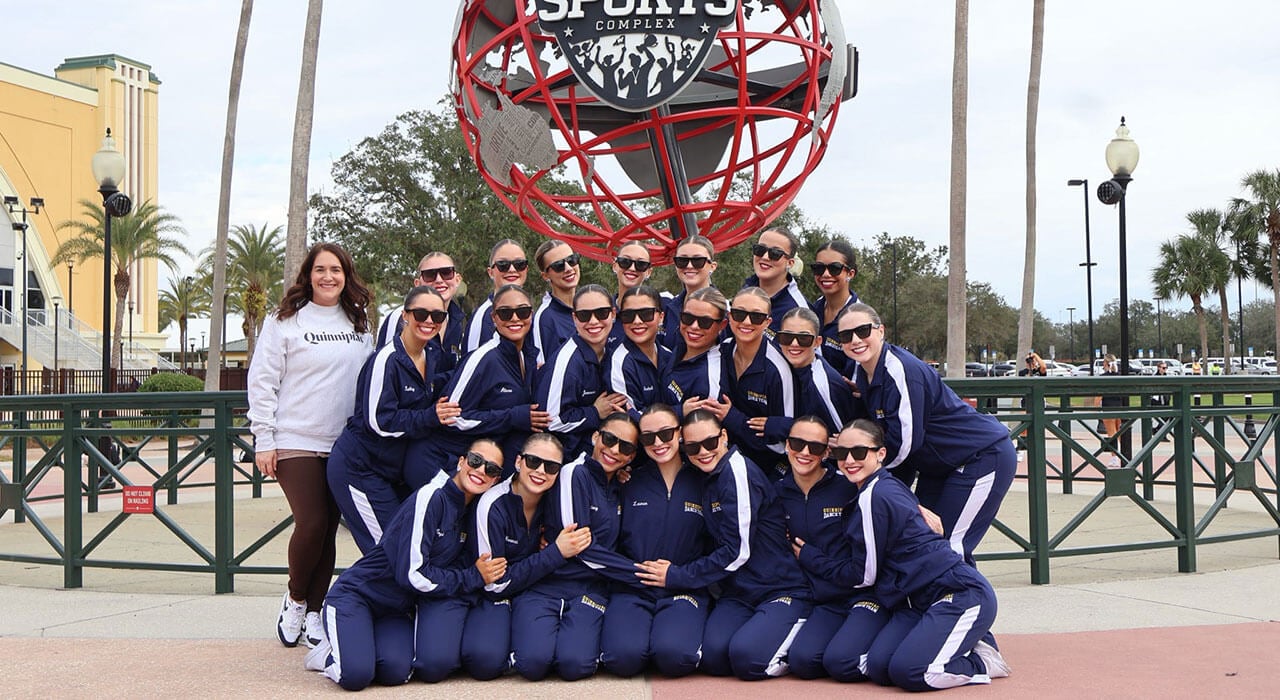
left=248, top=242, right=374, bottom=649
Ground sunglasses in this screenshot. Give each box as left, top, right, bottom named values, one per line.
left=490, top=258, right=529, bottom=273
left=811, top=262, right=851, bottom=277
left=466, top=451, right=503, bottom=478
left=639, top=426, right=678, bottom=446
left=405, top=308, right=448, bottom=323
left=681, top=434, right=721, bottom=456
left=598, top=429, right=637, bottom=456
left=544, top=253, right=581, bottom=273
left=680, top=312, right=722, bottom=329
left=673, top=255, right=711, bottom=270
left=776, top=331, right=817, bottom=347
left=615, top=256, right=652, bottom=272
left=752, top=244, right=790, bottom=261
left=417, top=266, right=456, bottom=282
left=521, top=453, right=562, bottom=475
left=618, top=307, right=659, bottom=324
left=573, top=306, right=614, bottom=323
left=729, top=308, right=769, bottom=325
left=829, top=444, right=880, bottom=462
left=493, top=305, right=534, bottom=321
left=837, top=323, right=879, bottom=344
left=786, top=437, right=829, bottom=456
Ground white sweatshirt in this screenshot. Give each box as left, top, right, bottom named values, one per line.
left=247, top=302, right=373, bottom=453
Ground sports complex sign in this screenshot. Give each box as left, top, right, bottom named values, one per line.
left=536, top=0, right=738, bottom=111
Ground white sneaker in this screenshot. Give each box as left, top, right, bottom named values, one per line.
left=304, top=639, right=331, bottom=672
left=303, top=611, right=326, bottom=649
left=972, top=640, right=1011, bottom=679
left=276, top=591, right=306, bottom=647
left=1107, top=455, right=1122, bottom=469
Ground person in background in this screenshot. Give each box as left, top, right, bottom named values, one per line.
left=467, top=239, right=529, bottom=353
left=601, top=404, right=709, bottom=677
left=796, top=419, right=1009, bottom=690
left=327, top=286, right=461, bottom=554
left=809, top=238, right=860, bottom=370
left=460, top=434, right=593, bottom=680
left=536, top=284, right=630, bottom=461
left=249, top=242, right=373, bottom=650
left=775, top=307, right=861, bottom=434
left=532, top=240, right=581, bottom=366
left=839, top=302, right=1015, bottom=565
left=1019, top=351, right=1047, bottom=377
left=637, top=409, right=812, bottom=681
left=303, top=440, right=507, bottom=690
left=608, top=285, right=673, bottom=421
left=661, top=235, right=718, bottom=349
left=742, top=226, right=808, bottom=334
left=1098, top=354, right=1125, bottom=468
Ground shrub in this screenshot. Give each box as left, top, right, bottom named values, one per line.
left=139, top=372, right=204, bottom=393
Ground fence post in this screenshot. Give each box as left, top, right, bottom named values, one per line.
left=63, top=404, right=83, bottom=588
left=14, top=408, right=27, bottom=524
left=1173, top=385, right=1197, bottom=573
left=214, top=395, right=235, bottom=594
left=1028, top=383, right=1050, bottom=584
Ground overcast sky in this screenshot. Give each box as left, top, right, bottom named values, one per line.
left=9, top=1, right=1280, bottom=348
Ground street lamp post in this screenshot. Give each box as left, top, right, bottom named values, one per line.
left=1097, top=117, right=1140, bottom=377
left=221, top=291, right=229, bottom=370
left=1066, top=306, right=1076, bottom=363
left=91, top=128, right=132, bottom=394
left=127, top=299, right=135, bottom=367
left=201, top=331, right=207, bottom=371
left=52, top=296, right=62, bottom=376
left=1067, top=178, right=1096, bottom=373
left=1156, top=297, right=1163, bottom=356
left=5, top=195, right=43, bottom=394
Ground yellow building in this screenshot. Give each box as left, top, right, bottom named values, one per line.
left=0, top=54, right=163, bottom=372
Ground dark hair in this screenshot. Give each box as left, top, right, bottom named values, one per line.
left=781, top=307, right=820, bottom=334
left=816, top=238, right=858, bottom=274
left=467, top=437, right=502, bottom=458
left=534, top=239, right=569, bottom=271
left=835, top=301, right=882, bottom=327
left=276, top=242, right=371, bottom=333
left=640, top=402, right=679, bottom=423
left=685, top=286, right=728, bottom=316
left=600, top=411, right=636, bottom=434
left=522, top=432, right=564, bottom=456
left=843, top=418, right=885, bottom=447
left=403, top=285, right=443, bottom=310
left=789, top=414, right=830, bottom=439
left=489, top=238, right=525, bottom=264
left=760, top=226, right=798, bottom=255
left=493, top=283, right=531, bottom=307
left=620, top=284, right=663, bottom=308
left=683, top=407, right=722, bottom=431
left=733, top=286, right=772, bottom=312
left=573, top=284, right=613, bottom=309
left=615, top=241, right=650, bottom=258
left=676, top=234, right=716, bottom=259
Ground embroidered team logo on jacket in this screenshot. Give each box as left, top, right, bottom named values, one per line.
left=536, top=0, right=737, bottom=112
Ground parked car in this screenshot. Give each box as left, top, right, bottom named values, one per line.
left=1070, top=363, right=1093, bottom=376
left=1091, top=358, right=1154, bottom=375
left=990, top=362, right=1017, bottom=377
left=1145, top=358, right=1184, bottom=375
left=1242, top=357, right=1274, bottom=375
left=964, top=362, right=991, bottom=377
left=1041, top=359, right=1073, bottom=377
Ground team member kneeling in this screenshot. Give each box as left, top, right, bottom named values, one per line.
left=637, top=409, right=812, bottom=680
left=303, top=440, right=506, bottom=690
left=795, top=420, right=1011, bottom=690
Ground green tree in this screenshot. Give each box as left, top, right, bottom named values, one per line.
left=1152, top=233, right=1220, bottom=366
left=54, top=199, right=189, bottom=369
left=1185, top=209, right=1235, bottom=371
left=202, top=223, right=283, bottom=363
left=284, top=0, right=324, bottom=285
left=1017, top=0, right=1046, bottom=362
left=158, top=274, right=211, bottom=370
left=1230, top=169, right=1280, bottom=357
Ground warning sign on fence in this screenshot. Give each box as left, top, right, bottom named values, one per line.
left=122, top=486, right=154, bottom=514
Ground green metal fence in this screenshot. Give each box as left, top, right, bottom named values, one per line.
left=0, top=378, right=1277, bottom=591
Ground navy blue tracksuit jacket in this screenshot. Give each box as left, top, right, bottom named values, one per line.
left=777, top=466, right=859, bottom=604
left=661, top=340, right=723, bottom=417
left=809, top=291, right=859, bottom=372
left=376, top=300, right=466, bottom=392
left=742, top=273, right=809, bottom=334
left=535, top=336, right=607, bottom=462
left=464, top=294, right=495, bottom=354
left=616, top=462, right=709, bottom=598
left=408, top=336, right=538, bottom=479
left=793, top=355, right=863, bottom=433
left=607, top=338, right=673, bottom=422
left=720, top=338, right=795, bottom=476
left=665, top=449, right=810, bottom=605
left=532, top=291, right=575, bottom=367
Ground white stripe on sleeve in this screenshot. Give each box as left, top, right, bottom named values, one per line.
left=366, top=344, right=403, bottom=438
left=407, top=471, right=450, bottom=593
left=725, top=452, right=753, bottom=572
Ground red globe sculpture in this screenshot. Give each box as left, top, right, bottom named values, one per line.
left=451, top=0, right=856, bottom=265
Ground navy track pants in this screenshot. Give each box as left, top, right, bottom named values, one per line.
left=600, top=590, right=709, bottom=677
left=700, top=594, right=811, bottom=680
left=317, top=599, right=413, bottom=691
left=413, top=596, right=471, bottom=682
left=510, top=588, right=609, bottom=681
left=460, top=598, right=513, bottom=680
left=915, top=439, right=1016, bottom=565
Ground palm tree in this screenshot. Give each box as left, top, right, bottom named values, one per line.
left=946, top=0, right=969, bottom=377
left=1016, top=0, right=1045, bottom=359
left=158, top=274, right=212, bottom=370
left=1185, top=209, right=1234, bottom=371
left=1230, top=169, right=1280, bottom=356
left=284, top=0, right=325, bottom=285
left=1152, top=234, right=1219, bottom=368
left=54, top=199, right=189, bottom=369
left=208, top=0, right=256, bottom=390
left=203, top=223, right=283, bottom=363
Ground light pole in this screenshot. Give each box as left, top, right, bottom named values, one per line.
left=66, top=263, right=74, bottom=318
left=201, top=331, right=207, bottom=370
left=1097, top=117, right=1140, bottom=376
left=1067, top=178, right=1096, bottom=373
left=52, top=296, right=62, bottom=375
left=127, top=299, right=134, bottom=366
left=91, top=128, right=132, bottom=394
left=1066, top=306, right=1076, bottom=363
left=1156, top=297, right=1164, bottom=356
left=221, top=291, right=229, bottom=370
left=5, top=195, right=43, bottom=394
